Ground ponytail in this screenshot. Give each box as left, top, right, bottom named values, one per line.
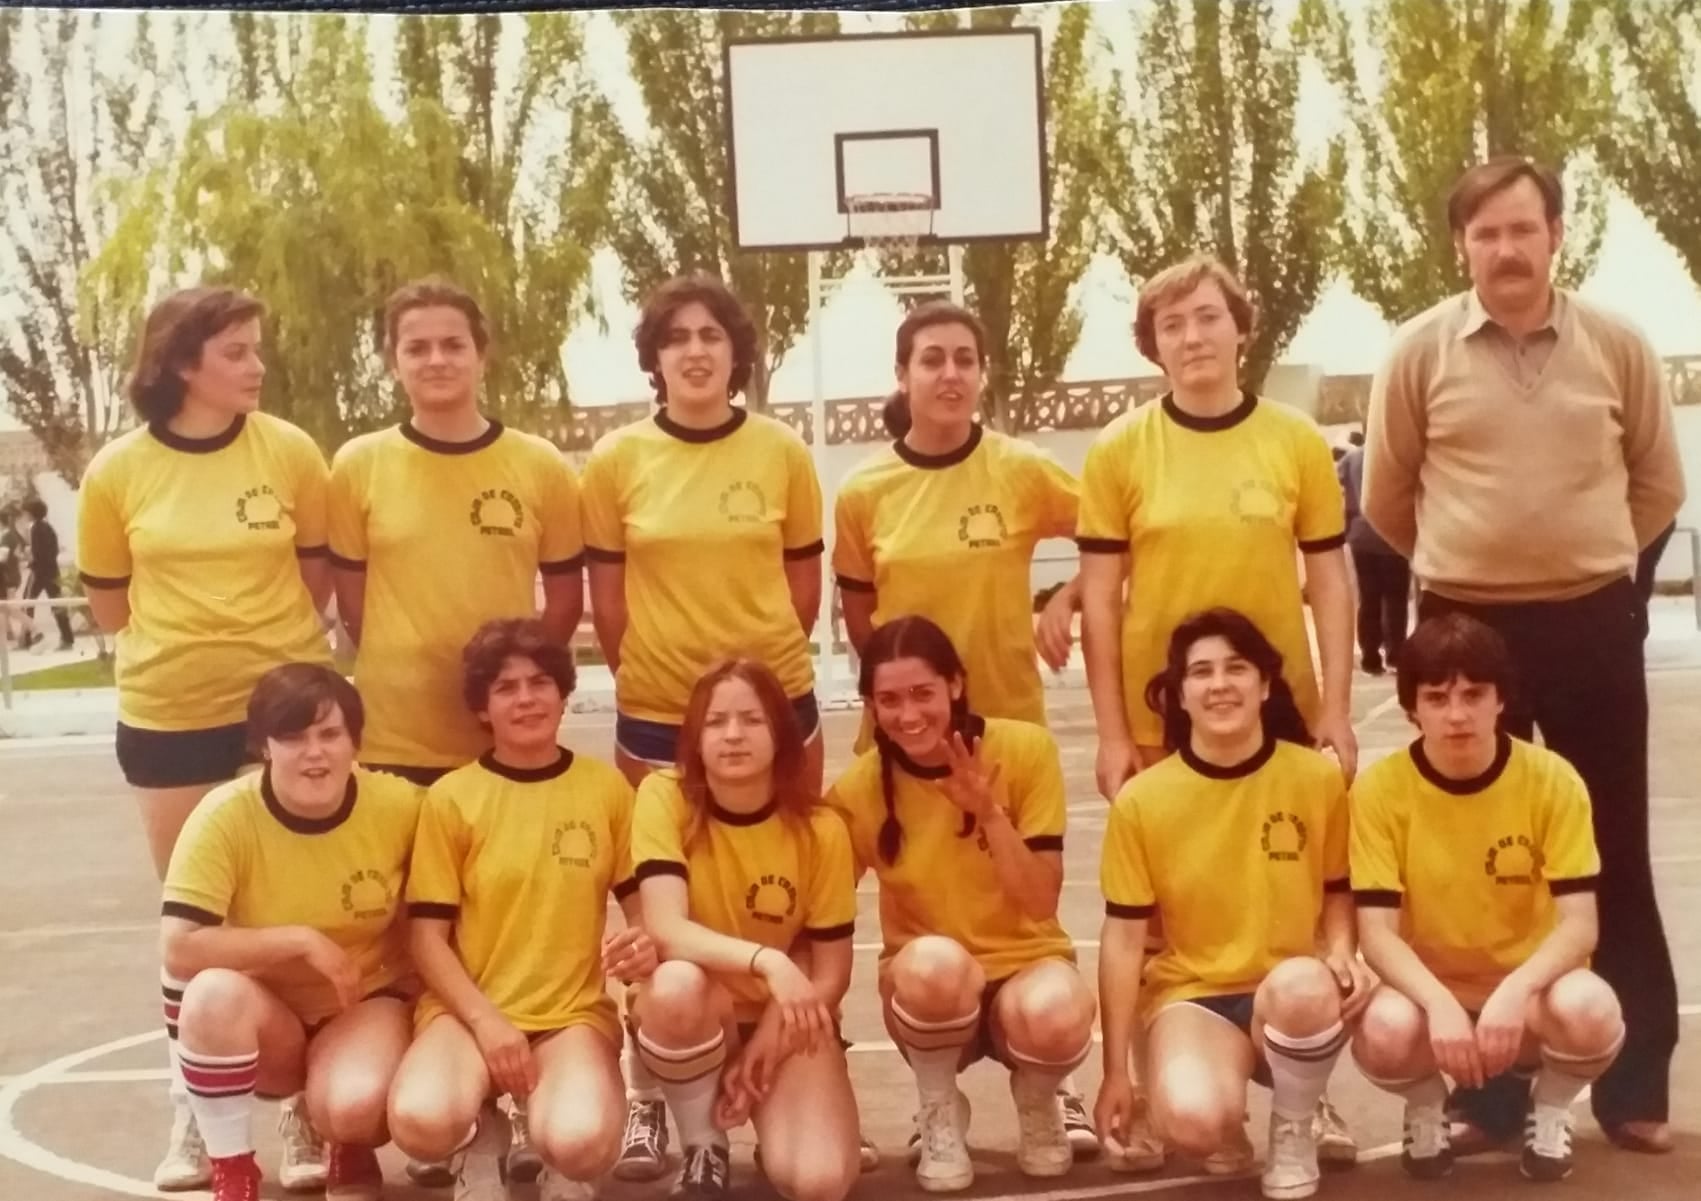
left=882, top=391, right=912, bottom=439
left=876, top=734, right=903, bottom=865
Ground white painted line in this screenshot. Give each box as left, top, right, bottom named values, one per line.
left=0, top=921, right=156, bottom=944
left=1359, top=693, right=1403, bottom=726
left=6, top=1068, right=169, bottom=1086
left=0, top=735, right=117, bottom=753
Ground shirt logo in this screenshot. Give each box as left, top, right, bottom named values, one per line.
left=719, top=480, right=768, bottom=523
left=957, top=503, right=1008, bottom=549
left=470, top=489, right=524, bottom=537
left=340, top=868, right=393, bottom=921
left=1484, top=835, right=1544, bottom=885
left=1230, top=480, right=1285, bottom=527
left=235, top=485, right=282, bottom=530
left=744, top=874, right=797, bottom=925
left=1261, top=811, right=1309, bottom=862
left=551, top=820, right=597, bottom=869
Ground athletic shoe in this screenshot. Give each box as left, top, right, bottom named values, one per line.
left=209, top=1153, right=263, bottom=1201
left=153, top=1099, right=212, bottom=1191
left=1011, top=1071, right=1072, bottom=1177
left=858, top=1132, right=880, bottom=1172
left=453, top=1110, right=511, bottom=1201
left=1261, top=1113, right=1320, bottom=1200
left=1400, top=1102, right=1454, bottom=1180
left=907, top=1090, right=973, bottom=1163
left=1202, top=1123, right=1256, bottom=1175
left=1105, top=1100, right=1167, bottom=1174
left=506, top=1104, right=542, bottom=1184
left=1313, top=1096, right=1358, bottom=1165
left=614, top=1098, right=670, bottom=1181
left=326, top=1144, right=384, bottom=1201
left=1521, top=1104, right=1575, bottom=1183
left=407, top=1158, right=456, bottom=1187
left=675, top=1144, right=731, bottom=1200
left=1059, top=1089, right=1101, bottom=1156
left=540, top=1169, right=596, bottom=1201
left=914, top=1089, right=974, bottom=1192
left=278, top=1094, right=328, bottom=1192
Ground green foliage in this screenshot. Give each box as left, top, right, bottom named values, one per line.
left=1297, top=0, right=1612, bottom=323
left=1593, top=0, right=1701, bottom=287
left=1103, top=0, right=1346, bottom=389
left=594, top=9, right=845, bottom=410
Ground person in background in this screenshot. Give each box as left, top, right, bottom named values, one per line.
left=1337, top=431, right=1410, bottom=675
left=20, top=497, right=75, bottom=650
left=0, top=504, right=29, bottom=647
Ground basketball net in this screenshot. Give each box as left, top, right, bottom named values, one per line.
left=845, top=192, right=935, bottom=255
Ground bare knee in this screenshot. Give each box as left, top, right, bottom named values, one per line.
left=310, top=1072, right=391, bottom=1147
left=768, top=1143, right=859, bottom=1201
left=1352, top=990, right=1428, bottom=1078
left=179, top=970, right=261, bottom=1048
left=640, top=961, right=717, bottom=1044
left=1155, top=1080, right=1238, bottom=1159
left=1540, top=971, right=1623, bottom=1053
left=891, top=936, right=980, bottom=1019
left=1259, top=957, right=1342, bottom=1037
left=1002, top=967, right=1095, bottom=1059
left=536, top=1116, right=622, bottom=1182
left=387, top=1082, right=472, bottom=1162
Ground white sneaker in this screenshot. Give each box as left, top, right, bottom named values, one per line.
left=1520, top=1103, right=1575, bottom=1183
left=1313, top=1095, right=1357, bottom=1165
left=1400, top=1102, right=1453, bottom=1180
left=153, top=1099, right=212, bottom=1191
left=914, top=1089, right=974, bottom=1192
left=278, top=1094, right=328, bottom=1193
left=1010, top=1071, right=1072, bottom=1177
left=539, top=1169, right=596, bottom=1201
left=1202, top=1123, right=1255, bottom=1175
left=454, top=1109, right=512, bottom=1201
left=1059, top=1089, right=1101, bottom=1156
left=1261, top=1112, right=1321, bottom=1200
left=1106, top=1099, right=1167, bottom=1174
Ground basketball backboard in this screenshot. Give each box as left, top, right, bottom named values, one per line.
left=724, top=29, right=1048, bottom=252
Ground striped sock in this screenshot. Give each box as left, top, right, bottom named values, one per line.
left=890, top=998, right=979, bottom=1103
left=1008, top=1038, right=1094, bottom=1097
left=625, top=1016, right=664, bottom=1103
left=1262, top=1020, right=1348, bottom=1121
left=178, top=1047, right=259, bottom=1159
left=161, top=972, right=189, bottom=1102
left=1361, top=1069, right=1449, bottom=1110
left=636, top=1029, right=728, bottom=1150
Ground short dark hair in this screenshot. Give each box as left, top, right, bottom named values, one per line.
left=1395, top=613, right=1516, bottom=712
left=22, top=498, right=47, bottom=521
left=1447, top=156, right=1564, bottom=232
left=883, top=301, right=989, bottom=438
left=383, top=276, right=491, bottom=359
left=633, top=272, right=759, bottom=405
left=461, top=617, right=576, bottom=715
left=127, top=286, right=265, bottom=423
left=246, top=663, right=365, bottom=758
left=1143, top=608, right=1312, bottom=752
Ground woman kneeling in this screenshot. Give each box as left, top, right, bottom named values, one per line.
left=631, top=659, right=861, bottom=1201
left=1094, top=609, right=1374, bottom=1200
left=386, top=619, right=655, bottom=1201
left=161, top=664, right=422, bottom=1200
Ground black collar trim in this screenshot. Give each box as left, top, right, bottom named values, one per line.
left=478, top=748, right=575, bottom=782
left=262, top=769, right=357, bottom=834
left=710, top=798, right=778, bottom=826
left=1411, top=733, right=1512, bottom=795
left=655, top=406, right=747, bottom=444
left=895, top=422, right=983, bottom=469
left=148, top=414, right=247, bottom=454
left=1162, top=390, right=1258, bottom=432
left=400, top=419, right=504, bottom=455
left=1179, top=734, right=1277, bottom=780
left=885, top=713, right=988, bottom=780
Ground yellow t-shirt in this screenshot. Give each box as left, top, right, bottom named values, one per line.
left=1075, top=394, right=1345, bottom=746
left=406, top=750, right=635, bottom=1036
left=630, top=771, right=856, bottom=1022
left=833, top=426, right=1078, bottom=732
left=161, top=766, right=421, bottom=1027
left=76, top=414, right=333, bottom=730
left=327, top=423, right=584, bottom=769
left=826, top=716, right=1074, bottom=981
left=1349, top=735, right=1600, bottom=1008
left=580, top=409, right=822, bottom=723
left=1100, top=738, right=1349, bottom=1019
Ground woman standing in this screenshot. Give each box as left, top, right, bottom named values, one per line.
left=77, top=285, right=335, bottom=1192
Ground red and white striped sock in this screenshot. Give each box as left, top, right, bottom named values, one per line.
left=178, top=1047, right=259, bottom=1159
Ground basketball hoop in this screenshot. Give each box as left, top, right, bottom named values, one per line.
left=845, top=192, right=935, bottom=253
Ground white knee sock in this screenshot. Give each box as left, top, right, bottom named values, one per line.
left=178, top=1047, right=258, bottom=1159
left=162, top=971, right=190, bottom=1104
left=637, top=1029, right=729, bottom=1151
left=1262, top=1021, right=1347, bottom=1122
left=625, top=1025, right=664, bottom=1103
left=1533, top=1035, right=1624, bottom=1111
left=891, top=998, right=978, bottom=1103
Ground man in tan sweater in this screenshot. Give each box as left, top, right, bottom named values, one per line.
left=1363, top=156, right=1684, bottom=1155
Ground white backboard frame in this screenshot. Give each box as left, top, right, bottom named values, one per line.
left=724, top=29, right=1049, bottom=252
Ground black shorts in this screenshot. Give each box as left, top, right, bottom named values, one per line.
left=301, top=985, right=415, bottom=1041
left=115, top=721, right=251, bottom=789
left=363, top=763, right=452, bottom=787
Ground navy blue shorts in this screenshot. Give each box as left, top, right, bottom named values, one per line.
left=1179, top=992, right=1273, bottom=1087
left=616, top=692, right=821, bottom=767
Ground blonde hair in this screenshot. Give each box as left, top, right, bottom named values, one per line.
left=1132, top=253, right=1258, bottom=365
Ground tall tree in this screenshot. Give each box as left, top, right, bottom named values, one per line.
left=1593, top=0, right=1701, bottom=287
left=1298, top=0, right=1612, bottom=324
left=894, top=5, right=1110, bottom=431
left=1102, top=0, right=1347, bottom=389
left=596, top=9, right=841, bottom=411
left=0, top=10, right=193, bottom=483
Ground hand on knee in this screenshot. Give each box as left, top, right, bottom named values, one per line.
left=891, top=936, right=980, bottom=1020
left=639, top=961, right=719, bottom=1046
left=1259, top=958, right=1344, bottom=1038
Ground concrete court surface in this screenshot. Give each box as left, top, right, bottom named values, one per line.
left=1, top=670, right=1697, bottom=1201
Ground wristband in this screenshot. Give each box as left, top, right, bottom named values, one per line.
left=749, top=945, right=765, bottom=975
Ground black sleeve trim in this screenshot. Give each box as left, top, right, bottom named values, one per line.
left=803, top=922, right=855, bottom=942
left=1298, top=531, right=1348, bottom=553
left=161, top=900, right=224, bottom=926
left=1025, top=834, right=1065, bottom=853
left=78, top=571, right=130, bottom=589
left=612, top=877, right=639, bottom=901
left=327, top=551, right=365, bottom=572
left=1323, top=877, right=1352, bottom=894
left=783, top=539, right=826, bottom=561
left=407, top=901, right=460, bottom=921
left=1076, top=536, right=1129, bottom=554
left=634, top=859, right=687, bottom=882
left=585, top=545, right=626, bottom=564
left=1353, top=889, right=1402, bottom=909
left=294, top=544, right=329, bottom=560
left=1105, top=901, right=1157, bottom=919
left=835, top=574, right=875, bottom=594
left=539, top=554, right=586, bottom=576
left=1549, top=875, right=1599, bottom=897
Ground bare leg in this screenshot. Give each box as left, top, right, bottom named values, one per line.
left=752, top=1043, right=859, bottom=1201
left=527, top=1026, right=627, bottom=1183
